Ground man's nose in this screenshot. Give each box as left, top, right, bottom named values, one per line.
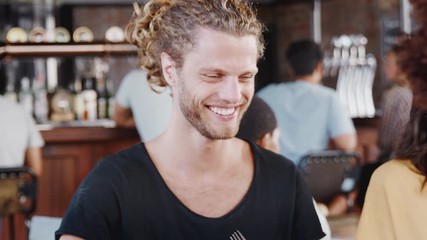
left=218, top=77, right=242, bottom=103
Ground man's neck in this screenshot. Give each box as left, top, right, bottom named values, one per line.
left=145, top=121, right=254, bottom=218
left=146, top=119, right=250, bottom=174
left=296, top=74, right=320, bottom=84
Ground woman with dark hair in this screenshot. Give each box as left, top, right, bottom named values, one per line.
left=356, top=0, right=427, bottom=238
left=355, top=43, right=413, bottom=209
left=378, top=44, right=413, bottom=160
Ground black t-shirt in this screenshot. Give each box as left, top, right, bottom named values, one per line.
left=56, top=142, right=325, bottom=240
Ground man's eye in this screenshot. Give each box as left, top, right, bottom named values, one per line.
left=203, top=74, right=222, bottom=82
left=240, top=75, right=254, bottom=82
left=205, top=74, right=221, bottom=78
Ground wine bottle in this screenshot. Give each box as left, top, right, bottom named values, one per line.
left=81, top=74, right=97, bottom=121
left=106, top=77, right=115, bottom=119
left=96, top=76, right=108, bottom=119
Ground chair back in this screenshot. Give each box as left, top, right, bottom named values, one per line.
left=0, top=167, right=37, bottom=217
left=298, top=150, right=361, bottom=203
left=0, top=167, right=37, bottom=240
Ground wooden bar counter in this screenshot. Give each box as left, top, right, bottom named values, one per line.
left=37, top=123, right=140, bottom=217
left=1, top=122, right=140, bottom=239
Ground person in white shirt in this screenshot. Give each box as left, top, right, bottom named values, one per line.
left=0, top=95, right=44, bottom=234
left=114, top=68, right=172, bottom=142
left=0, top=96, right=44, bottom=175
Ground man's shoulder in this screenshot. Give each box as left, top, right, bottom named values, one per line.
left=0, top=97, right=24, bottom=113
left=251, top=144, right=304, bottom=192
left=118, top=69, right=149, bottom=92
left=310, top=84, right=337, bottom=97
left=256, top=83, right=291, bottom=104
left=96, top=143, right=148, bottom=173
left=290, top=81, right=337, bottom=99
left=308, top=85, right=343, bottom=108
left=252, top=144, right=297, bottom=173
left=123, top=69, right=147, bottom=81
left=0, top=97, right=32, bottom=127
left=257, top=83, right=287, bottom=95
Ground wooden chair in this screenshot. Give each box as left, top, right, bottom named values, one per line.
left=0, top=167, right=37, bottom=240
left=298, top=150, right=361, bottom=211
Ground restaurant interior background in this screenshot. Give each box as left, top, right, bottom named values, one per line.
left=0, top=0, right=411, bottom=239
left=1, top=0, right=406, bottom=106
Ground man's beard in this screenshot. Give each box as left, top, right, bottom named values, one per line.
left=178, top=80, right=249, bottom=140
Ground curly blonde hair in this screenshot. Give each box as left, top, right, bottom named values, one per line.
left=126, top=0, right=264, bottom=90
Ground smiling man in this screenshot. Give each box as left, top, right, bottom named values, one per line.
left=56, top=1, right=324, bottom=239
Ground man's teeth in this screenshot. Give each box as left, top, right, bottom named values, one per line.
left=209, top=107, right=236, bottom=116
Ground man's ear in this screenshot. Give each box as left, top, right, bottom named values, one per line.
left=161, top=52, right=178, bottom=86
left=312, top=62, right=324, bottom=83
left=285, top=65, right=294, bottom=78
left=315, top=62, right=324, bottom=73
left=256, top=132, right=271, bottom=149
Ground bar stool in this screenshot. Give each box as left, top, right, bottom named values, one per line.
left=0, top=167, right=37, bottom=240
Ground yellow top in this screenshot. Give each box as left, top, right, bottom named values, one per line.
left=356, top=160, right=427, bottom=240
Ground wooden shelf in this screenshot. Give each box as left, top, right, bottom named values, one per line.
left=0, top=42, right=137, bottom=58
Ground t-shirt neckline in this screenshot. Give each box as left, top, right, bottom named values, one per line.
left=139, top=141, right=259, bottom=221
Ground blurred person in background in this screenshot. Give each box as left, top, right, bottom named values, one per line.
left=357, top=0, right=427, bottom=238
left=258, top=39, right=357, bottom=216
left=0, top=95, right=44, bottom=234
left=356, top=44, right=413, bottom=209
left=114, top=67, right=172, bottom=142
left=378, top=44, right=413, bottom=161
left=257, top=39, right=356, bottom=166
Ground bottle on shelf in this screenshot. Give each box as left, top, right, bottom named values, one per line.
left=69, top=78, right=84, bottom=121
left=33, top=59, right=49, bottom=123
left=96, top=77, right=108, bottom=120
left=106, top=77, right=115, bottom=120
left=33, top=76, right=49, bottom=123
left=18, top=76, right=34, bottom=115
left=81, top=73, right=97, bottom=121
